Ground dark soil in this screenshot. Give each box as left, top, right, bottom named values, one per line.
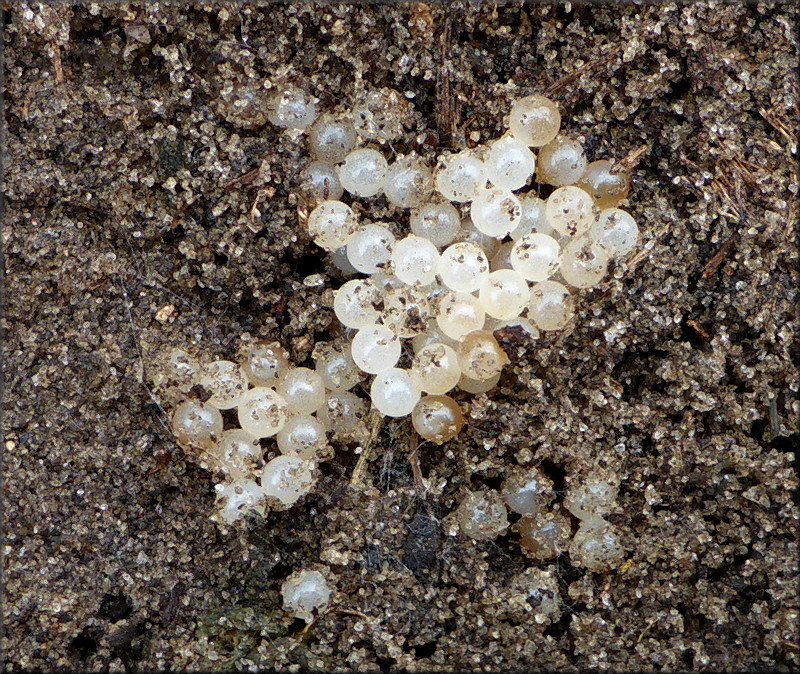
left=3, top=2, right=798, bottom=670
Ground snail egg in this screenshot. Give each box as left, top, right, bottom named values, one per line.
left=298, top=161, right=344, bottom=205
left=346, top=223, right=395, bottom=274
left=282, top=569, right=331, bottom=622
left=350, top=325, right=401, bottom=374
left=410, top=343, right=462, bottom=395
left=391, top=234, right=441, bottom=286
left=261, top=455, right=317, bottom=509
left=268, top=84, right=317, bottom=130
left=590, top=208, right=639, bottom=258
left=483, top=134, right=536, bottom=191
left=438, top=242, right=490, bottom=293
left=276, top=367, right=327, bottom=416
left=577, top=159, right=630, bottom=210
left=434, top=151, right=486, bottom=202
left=536, top=136, right=588, bottom=187
left=410, top=202, right=461, bottom=247
left=276, top=415, right=329, bottom=460
left=308, top=113, right=357, bottom=163
left=199, top=360, right=248, bottom=410
left=456, top=330, right=509, bottom=381
left=478, top=269, right=530, bottom=320
left=370, top=368, right=421, bottom=418
left=383, top=155, right=433, bottom=208
left=470, top=187, right=522, bottom=238
left=508, top=94, right=561, bottom=147
left=411, top=395, right=465, bottom=443
left=435, top=291, right=486, bottom=341
left=338, top=148, right=388, bottom=198
left=312, top=340, right=362, bottom=392
left=307, top=200, right=359, bottom=251
left=527, top=280, right=575, bottom=331
left=510, top=195, right=554, bottom=240
left=333, top=278, right=381, bottom=329
left=559, top=237, right=610, bottom=289
left=510, top=233, right=561, bottom=282
left=241, top=341, right=290, bottom=388
left=171, top=400, right=224, bottom=450
left=545, top=186, right=596, bottom=240
left=237, top=387, right=290, bottom=438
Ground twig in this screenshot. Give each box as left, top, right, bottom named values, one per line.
left=349, top=409, right=383, bottom=490
left=700, top=234, right=735, bottom=280
left=615, top=144, right=649, bottom=173
left=544, top=46, right=622, bottom=97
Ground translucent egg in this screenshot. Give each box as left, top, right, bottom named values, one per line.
left=383, top=155, right=433, bottom=208
left=281, top=569, right=331, bottom=622
left=391, top=234, right=440, bottom=286
left=536, top=136, right=588, bottom=187
left=338, top=148, right=388, bottom=198
left=370, top=368, right=421, bottom=417
left=456, top=217, right=501, bottom=260
left=470, top=187, right=522, bottom=238
left=501, top=467, right=555, bottom=515
left=307, top=200, right=359, bottom=251
left=483, top=134, right=536, bottom=190
left=559, top=237, right=610, bottom=289
left=564, top=474, right=619, bottom=521
left=352, top=88, right=408, bottom=141
left=380, top=284, right=433, bottom=338
left=517, top=511, right=571, bottom=561
left=241, top=341, right=290, bottom=388
left=435, top=291, right=486, bottom=341
left=199, top=360, right=248, bottom=410
left=329, top=245, right=358, bottom=276
left=333, top=278, right=381, bottom=329
left=209, top=429, right=262, bottom=478
left=527, top=280, right=575, bottom=331
left=438, top=242, right=490, bottom=293
left=411, top=395, right=465, bottom=443
left=456, top=490, right=509, bottom=541
left=312, top=340, right=362, bottom=391
left=510, top=195, right=554, bottom=240
left=478, top=269, right=530, bottom=320
left=545, top=186, right=596, bottom=239
left=171, top=400, right=224, bottom=450
left=317, top=391, right=369, bottom=438
left=350, top=325, right=401, bottom=374
left=510, top=232, right=561, bottom=282
left=457, top=371, right=501, bottom=394
left=508, top=94, right=561, bottom=147
left=268, top=84, right=317, bottom=130
left=577, top=159, right=630, bottom=210
left=456, top=330, right=509, bottom=381
left=502, top=568, right=562, bottom=625
left=214, top=479, right=266, bottom=525
left=308, top=113, right=357, bottom=163
left=237, top=387, right=290, bottom=438
left=276, top=367, right=327, bottom=416
left=410, top=202, right=461, bottom=247
left=434, top=151, right=486, bottom=202
left=276, top=415, right=329, bottom=460
left=346, top=224, right=395, bottom=274
left=411, top=324, right=458, bottom=353
left=410, top=343, right=462, bottom=394
left=590, top=208, right=639, bottom=258
left=161, top=348, right=201, bottom=391
left=298, top=161, right=344, bottom=205
left=569, top=519, right=625, bottom=571
left=261, top=455, right=317, bottom=509
left=490, top=241, right=515, bottom=271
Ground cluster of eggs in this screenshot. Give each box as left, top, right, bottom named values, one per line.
left=456, top=467, right=625, bottom=571
left=163, top=339, right=368, bottom=524
left=295, top=90, right=637, bottom=435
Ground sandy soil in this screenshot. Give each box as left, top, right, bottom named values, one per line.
left=3, top=2, right=798, bottom=670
